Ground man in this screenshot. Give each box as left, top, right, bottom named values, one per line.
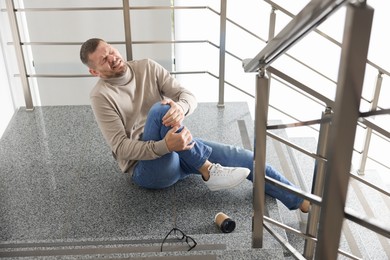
left=80, top=38, right=309, bottom=212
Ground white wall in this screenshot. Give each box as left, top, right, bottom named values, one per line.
left=0, top=0, right=23, bottom=139
left=0, top=38, right=17, bottom=139
left=5, top=0, right=173, bottom=106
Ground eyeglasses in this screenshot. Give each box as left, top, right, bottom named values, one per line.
left=160, top=227, right=197, bottom=252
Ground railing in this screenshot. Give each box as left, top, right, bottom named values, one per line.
left=264, top=0, right=390, bottom=182
left=3, top=0, right=390, bottom=259
left=2, top=2, right=230, bottom=108
left=243, top=0, right=390, bottom=259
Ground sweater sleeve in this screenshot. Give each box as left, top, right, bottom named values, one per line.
left=149, top=59, right=198, bottom=116
left=90, top=94, right=170, bottom=163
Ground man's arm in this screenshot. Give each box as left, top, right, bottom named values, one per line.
left=90, top=95, right=170, bottom=161
left=149, top=59, right=198, bottom=117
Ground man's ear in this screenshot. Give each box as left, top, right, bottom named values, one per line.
left=89, top=68, right=99, bottom=77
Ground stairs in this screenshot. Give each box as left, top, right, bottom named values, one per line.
left=0, top=232, right=285, bottom=259
left=2, top=102, right=388, bottom=259
left=0, top=103, right=287, bottom=259
left=283, top=136, right=390, bottom=259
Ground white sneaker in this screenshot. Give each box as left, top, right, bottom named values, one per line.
left=204, top=163, right=250, bottom=191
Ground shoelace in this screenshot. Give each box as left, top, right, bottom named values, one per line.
left=209, top=163, right=230, bottom=176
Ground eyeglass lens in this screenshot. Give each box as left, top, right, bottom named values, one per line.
left=161, top=228, right=197, bottom=252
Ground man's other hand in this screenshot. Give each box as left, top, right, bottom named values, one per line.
left=161, top=100, right=184, bottom=127
left=164, top=126, right=195, bottom=152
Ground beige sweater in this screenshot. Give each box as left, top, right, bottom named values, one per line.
left=90, top=59, right=197, bottom=174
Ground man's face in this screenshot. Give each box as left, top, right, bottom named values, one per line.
left=88, top=41, right=127, bottom=79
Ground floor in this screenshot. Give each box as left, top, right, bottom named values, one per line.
left=2, top=102, right=388, bottom=259
left=0, top=102, right=288, bottom=259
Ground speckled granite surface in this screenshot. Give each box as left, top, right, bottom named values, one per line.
left=3, top=102, right=386, bottom=259
left=0, top=102, right=289, bottom=259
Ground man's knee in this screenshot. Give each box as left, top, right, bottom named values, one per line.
left=148, top=102, right=170, bottom=118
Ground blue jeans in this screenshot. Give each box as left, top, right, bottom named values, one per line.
left=132, top=102, right=303, bottom=210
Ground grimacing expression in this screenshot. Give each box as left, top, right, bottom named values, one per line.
left=88, top=42, right=127, bottom=79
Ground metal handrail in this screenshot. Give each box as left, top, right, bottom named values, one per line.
left=3, top=1, right=389, bottom=258
left=359, top=118, right=390, bottom=139
left=243, top=0, right=347, bottom=72
left=0, top=6, right=210, bottom=12
left=6, top=2, right=389, bottom=101
left=243, top=1, right=387, bottom=259
left=265, top=175, right=322, bottom=206
left=265, top=0, right=390, bottom=78
left=263, top=220, right=363, bottom=260
left=266, top=0, right=390, bottom=177
left=8, top=40, right=212, bottom=46
left=267, top=66, right=334, bottom=107
left=344, top=207, right=390, bottom=239
left=360, top=108, right=390, bottom=118
left=266, top=131, right=326, bottom=162
left=349, top=171, right=390, bottom=197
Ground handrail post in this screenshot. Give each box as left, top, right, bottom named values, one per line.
left=122, top=0, right=133, bottom=61
left=217, top=0, right=227, bottom=108
left=268, top=7, right=276, bottom=43
left=303, top=107, right=332, bottom=259
left=252, top=68, right=269, bottom=248
left=316, top=2, right=373, bottom=259
left=6, top=0, right=34, bottom=111
left=358, top=72, right=383, bottom=175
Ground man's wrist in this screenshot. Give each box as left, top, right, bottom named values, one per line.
left=177, top=102, right=189, bottom=116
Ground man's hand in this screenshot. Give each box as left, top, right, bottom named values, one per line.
left=164, top=126, right=195, bottom=152
left=161, top=100, right=185, bottom=127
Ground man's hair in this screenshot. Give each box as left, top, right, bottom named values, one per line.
left=79, top=38, right=104, bottom=67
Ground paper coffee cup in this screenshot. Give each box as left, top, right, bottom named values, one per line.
left=215, top=212, right=236, bottom=233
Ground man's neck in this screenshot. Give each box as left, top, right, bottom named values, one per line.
left=104, top=64, right=132, bottom=86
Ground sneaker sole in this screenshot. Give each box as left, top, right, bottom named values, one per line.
left=208, top=169, right=250, bottom=191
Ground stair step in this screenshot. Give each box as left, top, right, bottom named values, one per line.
left=0, top=233, right=285, bottom=259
